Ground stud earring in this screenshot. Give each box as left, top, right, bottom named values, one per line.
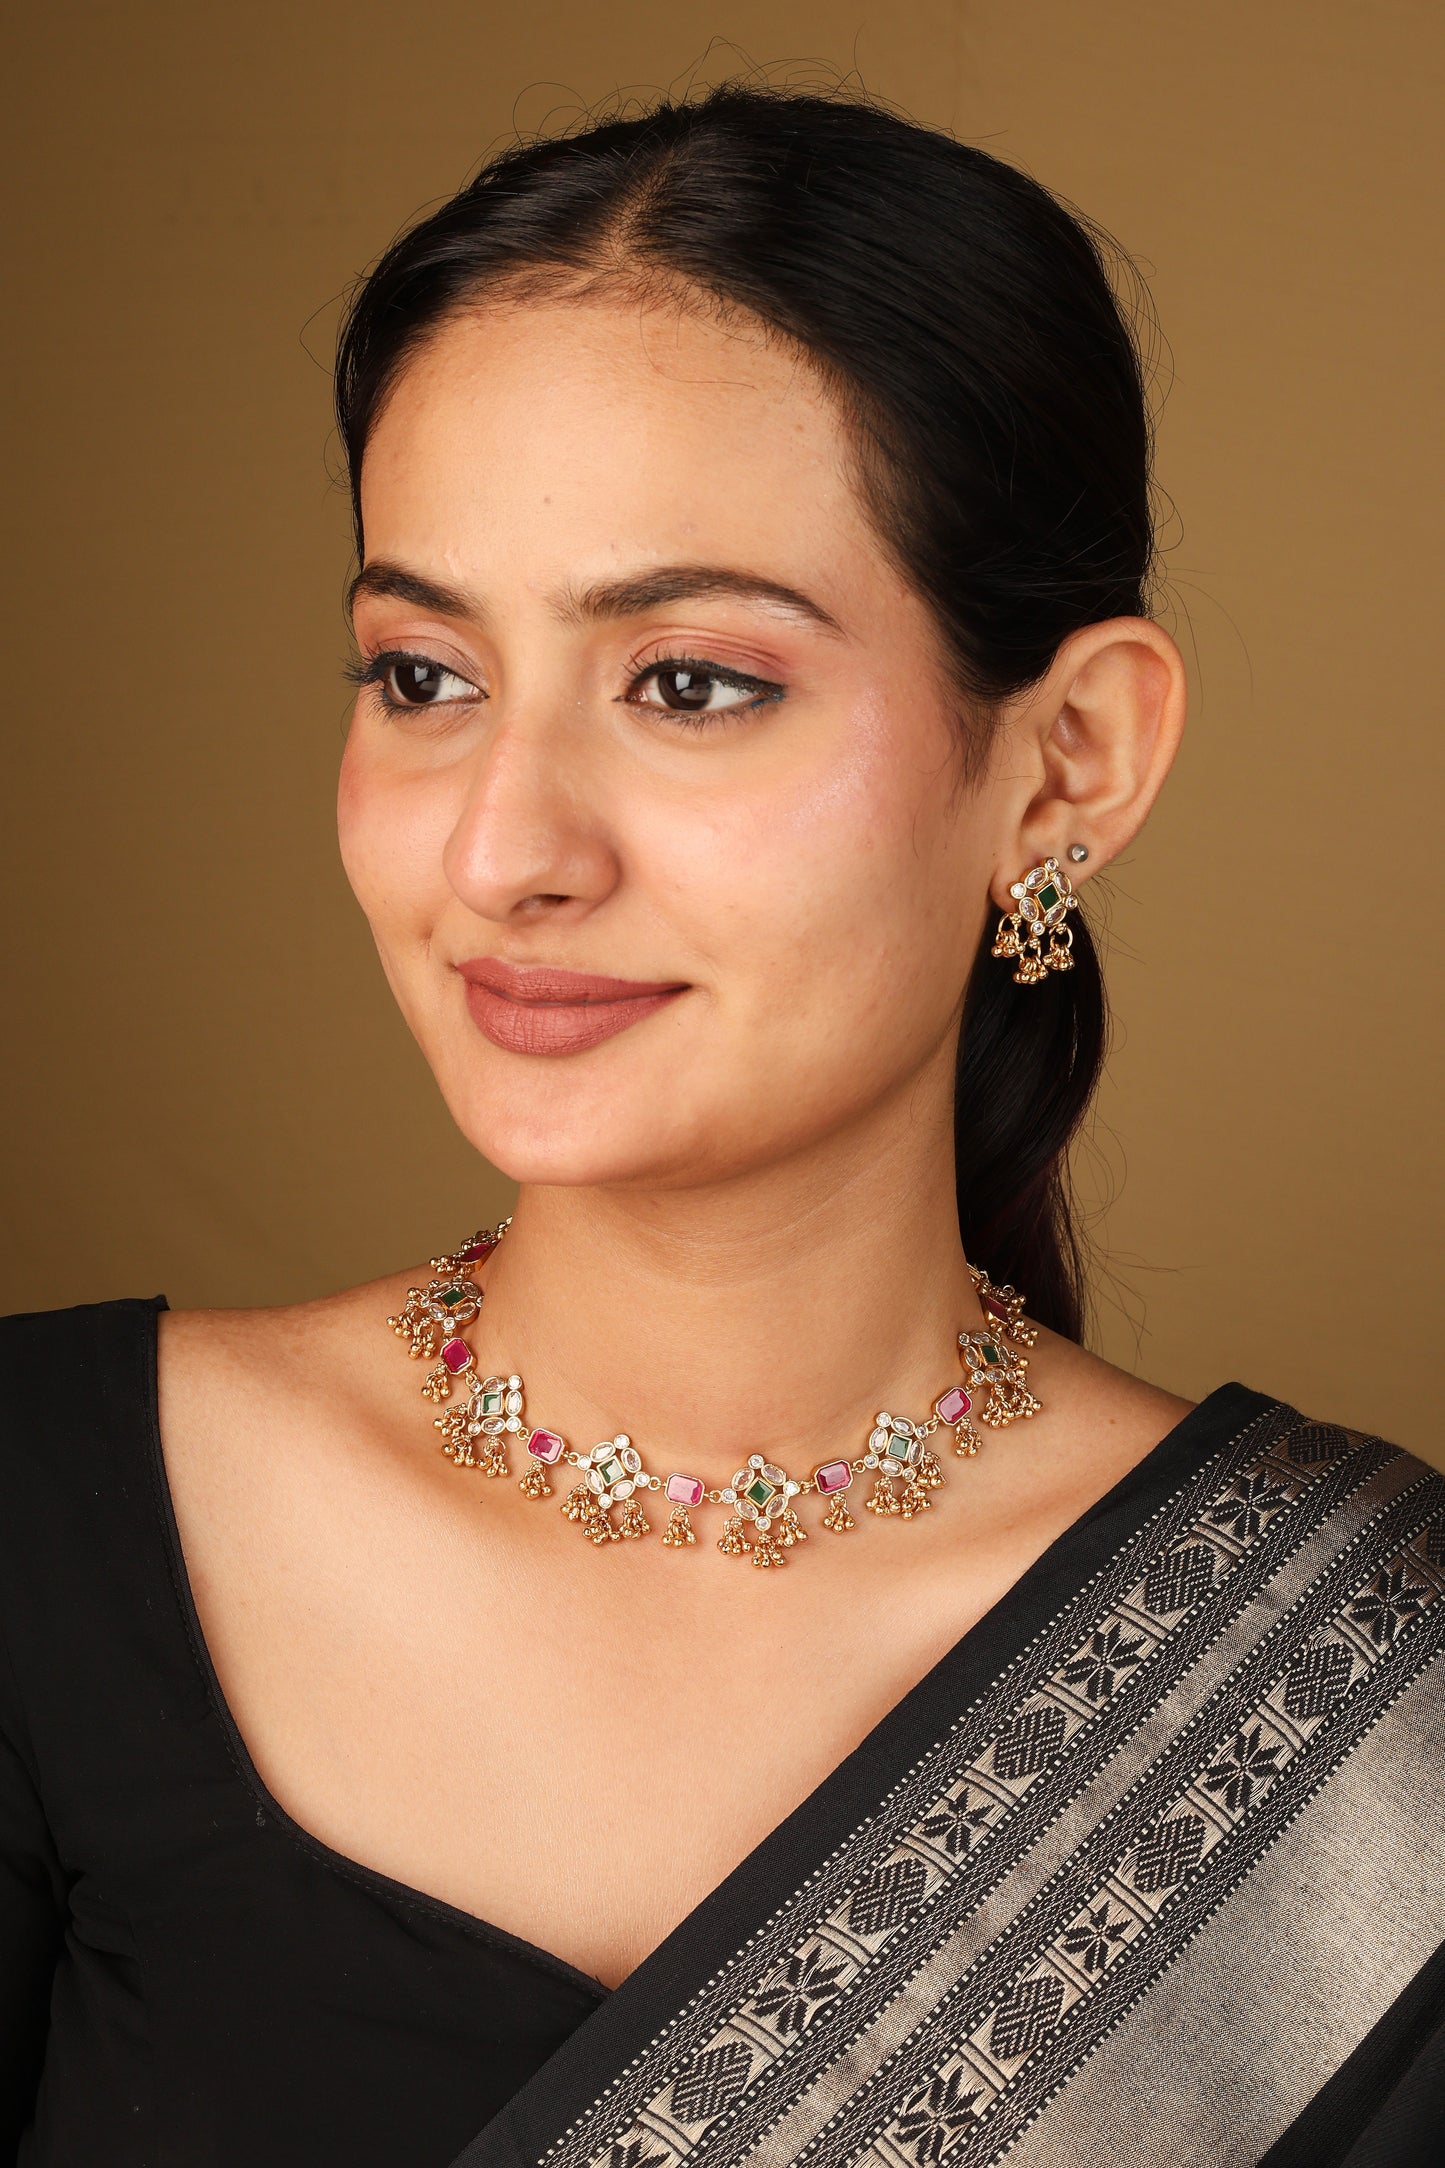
left=992, top=857, right=1080, bottom=985
left=1067, top=843, right=1089, bottom=863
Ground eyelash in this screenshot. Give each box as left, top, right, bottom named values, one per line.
left=342, top=649, right=473, bottom=717
left=343, top=648, right=784, bottom=724
left=623, top=652, right=784, bottom=726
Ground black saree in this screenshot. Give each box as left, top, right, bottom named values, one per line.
left=455, top=1388, right=1445, bottom=2168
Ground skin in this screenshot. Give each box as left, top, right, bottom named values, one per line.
left=159, top=295, right=1190, bottom=1989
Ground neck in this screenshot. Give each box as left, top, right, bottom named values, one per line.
left=474, top=1071, right=983, bottom=1486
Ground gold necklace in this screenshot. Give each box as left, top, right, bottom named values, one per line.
left=387, top=1223, right=1040, bottom=1570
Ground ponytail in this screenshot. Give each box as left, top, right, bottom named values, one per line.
left=954, top=911, right=1107, bottom=1340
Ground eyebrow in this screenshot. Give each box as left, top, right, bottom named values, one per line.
left=347, top=559, right=843, bottom=634
left=347, top=563, right=474, bottom=619
left=562, top=565, right=843, bottom=634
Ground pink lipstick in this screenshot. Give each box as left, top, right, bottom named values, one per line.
left=457, top=957, right=688, bottom=1057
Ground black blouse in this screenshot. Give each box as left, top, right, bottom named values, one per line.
left=0, top=1298, right=604, bottom=2165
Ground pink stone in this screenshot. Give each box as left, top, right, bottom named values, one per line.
left=815, top=1459, right=853, bottom=1494
left=982, top=1292, right=1009, bottom=1320
left=440, top=1338, right=473, bottom=1373
left=528, top=1429, right=565, bottom=1464
left=936, top=1386, right=972, bottom=1425
left=666, top=1473, right=704, bottom=1507
left=460, top=1238, right=495, bottom=1262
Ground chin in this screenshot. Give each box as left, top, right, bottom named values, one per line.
left=419, top=1010, right=887, bottom=1196
left=432, top=1052, right=717, bottom=1192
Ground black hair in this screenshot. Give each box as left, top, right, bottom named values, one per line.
left=336, top=85, right=1154, bottom=1340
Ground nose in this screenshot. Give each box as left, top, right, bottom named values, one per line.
left=441, top=703, right=620, bottom=926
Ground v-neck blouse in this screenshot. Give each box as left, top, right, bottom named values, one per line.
left=4, top=1298, right=1412, bottom=2166
left=0, top=1298, right=607, bottom=2166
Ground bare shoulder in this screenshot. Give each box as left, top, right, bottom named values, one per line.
left=159, top=1262, right=428, bottom=1382
left=1000, top=1326, right=1196, bottom=1533
left=153, top=1264, right=465, bottom=1632
left=1041, top=1327, right=1195, bottom=1450
left=156, top=1266, right=429, bottom=1490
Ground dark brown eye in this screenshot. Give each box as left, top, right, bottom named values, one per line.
left=632, top=664, right=764, bottom=714
left=384, top=660, right=467, bottom=705
left=655, top=667, right=715, bottom=710
left=358, top=653, right=480, bottom=711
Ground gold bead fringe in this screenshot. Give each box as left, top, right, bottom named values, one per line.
left=387, top=1227, right=1041, bottom=1572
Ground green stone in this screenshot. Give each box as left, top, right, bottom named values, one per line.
left=438, top=1286, right=470, bottom=1308
left=744, top=1475, right=778, bottom=1510
left=1035, top=883, right=1060, bottom=912
left=595, top=1454, right=627, bottom=1488
left=979, top=1340, right=1006, bottom=1369
left=885, top=1431, right=915, bottom=1461
left=480, top=1387, right=505, bottom=1415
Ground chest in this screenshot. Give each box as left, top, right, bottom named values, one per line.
left=180, top=1443, right=996, bottom=1986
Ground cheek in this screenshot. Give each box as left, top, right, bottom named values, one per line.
left=653, top=707, right=975, bottom=1043
left=336, top=729, right=449, bottom=950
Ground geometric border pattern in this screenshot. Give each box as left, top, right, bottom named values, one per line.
left=860, top=1510, right=1444, bottom=2167
left=540, top=1411, right=1445, bottom=2168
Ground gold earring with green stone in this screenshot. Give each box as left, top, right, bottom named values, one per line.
left=991, top=857, right=1080, bottom=985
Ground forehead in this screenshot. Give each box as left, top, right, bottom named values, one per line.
left=358, top=297, right=878, bottom=584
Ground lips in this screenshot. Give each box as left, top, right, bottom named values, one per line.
left=457, top=957, right=689, bottom=1057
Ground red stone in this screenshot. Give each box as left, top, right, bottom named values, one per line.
left=460, top=1238, right=495, bottom=1263
left=440, top=1338, right=473, bottom=1373
left=666, top=1474, right=704, bottom=1506
left=936, top=1386, right=972, bottom=1425
left=528, top=1429, right=565, bottom=1464
left=815, top=1459, right=853, bottom=1494
left=982, top=1293, right=1009, bottom=1320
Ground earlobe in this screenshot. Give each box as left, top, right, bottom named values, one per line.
left=1008, top=617, right=1187, bottom=884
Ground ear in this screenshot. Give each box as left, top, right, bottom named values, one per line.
left=989, top=618, right=1187, bottom=910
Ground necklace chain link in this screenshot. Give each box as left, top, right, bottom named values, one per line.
left=386, top=1222, right=1041, bottom=1568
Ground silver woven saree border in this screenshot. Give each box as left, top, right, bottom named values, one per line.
left=537, top=1409, right=1430, bottom=2168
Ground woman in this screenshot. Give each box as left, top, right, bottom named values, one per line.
left=2, top=85, right=1441, bottom=2168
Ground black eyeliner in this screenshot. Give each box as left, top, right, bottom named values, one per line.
left=342, top=646, right=437, bottom=686
left=343, top=647, right=481, bottom=716
left=621, top=652, right=785, bottom=713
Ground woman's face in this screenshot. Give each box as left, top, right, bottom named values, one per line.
left=339, top=298, right=1013, bottom=1191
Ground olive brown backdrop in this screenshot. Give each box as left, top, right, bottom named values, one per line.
left=3, top=2, right=1441, bottom=1461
